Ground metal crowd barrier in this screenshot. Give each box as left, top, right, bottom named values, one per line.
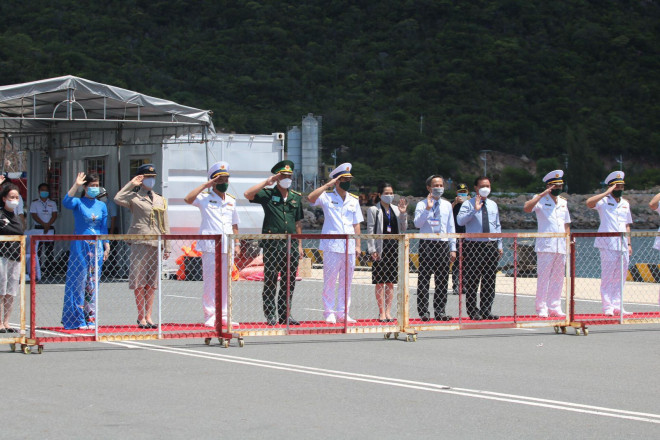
left=569, top=231, right=660, bottom=335
left=14, top=231, right=660, bottom=352
left=0, top=236, right=27, bottom=353
left=24, top=234, right=223, bottom=353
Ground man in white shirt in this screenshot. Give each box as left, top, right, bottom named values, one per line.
left=308, top=163, right=363, bottom=324
left=523, top=170, right=571, bottom=318
left=413, top=175, right=456, bottom=321
left=185, top=161, right=240, bottom=327
left=586, top=171, right=633, bottom=316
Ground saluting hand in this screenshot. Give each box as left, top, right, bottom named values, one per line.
left=265, top=174, right=280, bottom=186
left=205, top=175, right=222, bottom=189
left=75, top=172, right=86, bottom=187
left=130, top=175, right=144, bottom=186
left=326, top=177, right=339, bottom=189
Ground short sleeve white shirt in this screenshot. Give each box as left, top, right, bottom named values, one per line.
left=29, top=198, right=58, bottom=224
left=593, top=195, right=632, bottom=251
left=532, top=194, right=571, bottom=254
left=311, top=190, right=364, bottom=253
left=193, top=191, right=240, bottom=253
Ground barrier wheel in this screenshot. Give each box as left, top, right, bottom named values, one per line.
left=221, top=339, right=229, bottom=348
left=583, top=329, right=589, bottom=336
left=394, top=332, right=399, bottom=339
left=561, top=327, right=567, bottom=334
left=238, top=338, right=245, bottom=348
left=575, top=328, right=581, bottom=336
left=204, top=338, right=211, bottom=346
left=412, top=334, right=418, bottom=342
left=9, top=343, right=16, bottom=352
left=37, top=345, right=43, bottom=354
left=384, top=333, right=391, bottom=339
left=22, top=345, right=31, bottom=354
left=406, top=335, right=413, bottom=342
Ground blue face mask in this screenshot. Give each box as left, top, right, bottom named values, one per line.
left=40, top=191, right=49, bottom=198
left=86, top=187, right=100, bottom=198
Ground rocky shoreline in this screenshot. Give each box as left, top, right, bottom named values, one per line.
left=301, top=188, right=660, bottom=231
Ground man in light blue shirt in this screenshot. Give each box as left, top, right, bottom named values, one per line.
left=457, top=176, right=503, bottom=320
left=413, top=175, right=456, bottom=321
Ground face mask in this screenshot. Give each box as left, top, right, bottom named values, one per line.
left=457, top=192, right=468, bottom=200
left=612, top=190, right=623, bottom=198
left=550, top=189, right=562, bottom=197
left=4, top=199, right=19, bottom=210
left=478, top=187, right=491, bottom=198
left=279, top=178, right=292, bottom=189
left=339, top=181, right=351, bottom=191
left=40, top=191, right=49, bottom=198
left=380, top=194, right=394, bottom=204
left=86, top=187, right=100, bottom=198
left=142, top=177, right=156, bottom=189
left=431, top=187, right=444, bottom=198
left=215, top=183, right=229, bottom=193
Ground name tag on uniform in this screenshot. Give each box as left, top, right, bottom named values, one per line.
left=272, top=196, right=281, bottom=202
left=428, top=219, right=440, bottom=226
left=386, top=225, right=392, bottom=233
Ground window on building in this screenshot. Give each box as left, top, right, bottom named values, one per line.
left=47, top=160, right=62, bottom=209
left=85, top=157, right=106, bottom=187
left=129, top=157, right=152, bottom=177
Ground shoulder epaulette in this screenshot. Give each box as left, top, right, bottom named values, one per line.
left=226, top=193, right=236, bottom=199
left=31, top=198, right=39, bottom=202
left=348, top=192, right=359, bottom=199
left=290, top=190, right=302, bottom=196
left=559, top=195, right=567, bottom=200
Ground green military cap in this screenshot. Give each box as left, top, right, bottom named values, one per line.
left=271, top=160, right=295, bottom=175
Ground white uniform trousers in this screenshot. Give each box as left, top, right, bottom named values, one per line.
left=535, top=252, right=566, bottom=314
left=599, top=248, right=629, bottom=313
left=322, top=251, right=355, bottom=318
left=202, top=251, right=228, bottom=326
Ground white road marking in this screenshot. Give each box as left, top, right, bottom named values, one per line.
left=106, top=340, right=660, bottom=425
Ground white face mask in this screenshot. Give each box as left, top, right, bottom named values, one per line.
left=380, top=194, right=394, bottom=205
left=279, top=178, right=292, bottom=189
left=4, top=199, right=19, bottom=210
left=431, top=187, right=444, bottom=198
left=142, top=177, right=156, bottom=189
left=478, top=187, right=491, bottom=198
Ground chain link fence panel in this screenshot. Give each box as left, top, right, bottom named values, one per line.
left=571, top=232, right=660, bottom=328
left=28, top=235, right=220, bottom=346
left=226, top=234, right=404, bottom=338
left=0, top=236, right=27, bottom=352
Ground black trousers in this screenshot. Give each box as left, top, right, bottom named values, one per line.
left=462, top=241, right=499, bottom=317
left=417, top=240, right=450, bottom=317
left=262, top=239, right=300, bottom=319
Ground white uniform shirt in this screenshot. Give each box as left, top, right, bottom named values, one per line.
left=312, top=190, right=364, bottom=253
left=593, top=195, right=632, bottom=251
left=654, top=205, right=660, bottom=251
left=532, top=194, right=571, bottom=254
left=29, top=198, right=58, bottom=225
left=413, top=198, right=456, bottom=250
left=192, top=191, right=240, bottom=253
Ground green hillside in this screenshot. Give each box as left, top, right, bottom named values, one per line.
left=1, top=0, right=658, bottom=192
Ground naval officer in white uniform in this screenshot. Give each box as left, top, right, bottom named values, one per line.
left=523, top=170, right=571, bottom=318
left=586, top=171, right=633, bottom=316
left=184, top=161, right=240, bottom=327
left=308, top=163, right=363, bottom=324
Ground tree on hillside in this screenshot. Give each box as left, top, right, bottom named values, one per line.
left=565, top=125, right=603, bottom=194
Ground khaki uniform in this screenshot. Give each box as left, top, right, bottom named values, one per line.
left=114, top=182, right=171, bottom=252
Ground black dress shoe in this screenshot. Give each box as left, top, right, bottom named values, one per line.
left=483, top=313, right=500, bottom=320
left=420, top=314, right=430, bottom=322
left=137, top=320, right=149, bottom=329
left=279, top=316, right=300, bottom=326
left=148, top=323, right=158, bottom=329
left=435, top=313, right=452, bottom=321
left=469, top=313, right=483, bottom=321
left=266, top=316, right=277, bottom=326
